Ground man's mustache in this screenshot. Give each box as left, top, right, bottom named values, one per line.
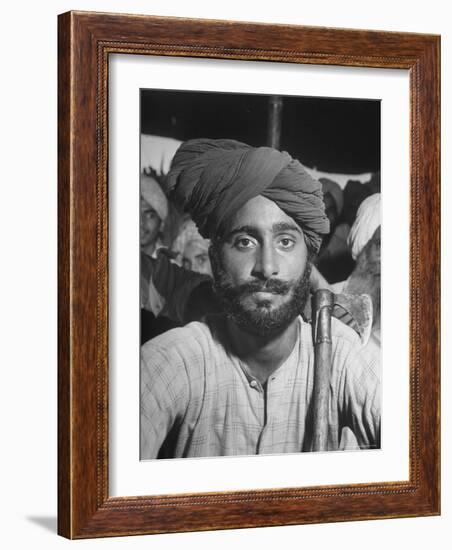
left=224, top=278, right=292, bottom=297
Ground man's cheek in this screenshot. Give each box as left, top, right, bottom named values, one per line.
left=226, top=257, right=253, bottom=283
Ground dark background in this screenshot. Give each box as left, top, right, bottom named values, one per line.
left=141, top=90, right=380, bottom=174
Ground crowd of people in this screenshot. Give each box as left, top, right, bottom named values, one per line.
left=139, top=137, right=381, bottom=459
left=140, top=148, right=381, bottom=347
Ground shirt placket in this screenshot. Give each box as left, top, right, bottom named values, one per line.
left=247, top=378, right=265, bottom=424
left=255, top=372, right=283, bottom=454
left=237, top=373, right=264, bottom=454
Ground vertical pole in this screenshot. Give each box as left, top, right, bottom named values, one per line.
left=267, top=95, right=283, bottom=149
left=311, top=289, right=334, bottom=452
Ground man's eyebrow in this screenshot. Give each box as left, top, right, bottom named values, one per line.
left=223, top=222, right=302, bottom=240
left=273, top=222, right=302, bottom=234
left=224, top=225, right=258, bottom=240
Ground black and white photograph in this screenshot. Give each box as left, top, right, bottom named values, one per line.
left=0, top=0, right=446, bottom=545
left=139, top=90, right=381, bottom=460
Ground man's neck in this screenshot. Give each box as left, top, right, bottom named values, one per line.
left=225, top=318, right=299, bottom=384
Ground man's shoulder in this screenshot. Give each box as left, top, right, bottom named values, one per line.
left=329, top=316, right=380, bottom=376
left=330, top=315, right=362, bottom=346
left=298, top=315, right=361, bottom=347
left=141, top=318, right=221, bottom=367
left=142, top=319, right=208, bottom=352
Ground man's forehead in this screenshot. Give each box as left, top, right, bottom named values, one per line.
left=185, top=240, right=209, bottom=254
left=223, top=195, right=302, bottom=234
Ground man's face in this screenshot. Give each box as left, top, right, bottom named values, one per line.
left=211, top=195, right=311, bottom=337
left=366, top=225, right=381, bottom=267
left=182, top=240, right=213, bottom=276
left=140, top=197, right=162, bottom=248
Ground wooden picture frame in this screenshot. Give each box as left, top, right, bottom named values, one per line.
left=58, top=10, right=440, bottom=539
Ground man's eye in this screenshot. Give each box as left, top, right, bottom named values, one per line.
left=235, top=237, right=256, bottom=249
left=277, top=237, right=295, bottom=249
left=143, top=210, right=157, bottom=219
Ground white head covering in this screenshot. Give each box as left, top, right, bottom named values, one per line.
left=347, top=193, right=381, bottom=260
left=140, top=174, right=168, bottom=222
left=171, top=219, right=210, bottom=262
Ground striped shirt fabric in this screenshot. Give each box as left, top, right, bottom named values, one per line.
left=140, top=315, right=380, bottom=459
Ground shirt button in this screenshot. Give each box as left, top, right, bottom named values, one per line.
left=250, top=380, right=258, bottom=388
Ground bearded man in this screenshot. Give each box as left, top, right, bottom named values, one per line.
left=140, top=138, right=380, bottom=459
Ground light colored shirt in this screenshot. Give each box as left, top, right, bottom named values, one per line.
left=140, top=315, right=380, bottom=459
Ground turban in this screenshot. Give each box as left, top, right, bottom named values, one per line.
left=140, top=174, right=168, bottom=222
left=171, top=219, right=210, bottom=259
left=348, top=193, right=381, bottom=260
left=165, top=138, right=329, bottom=252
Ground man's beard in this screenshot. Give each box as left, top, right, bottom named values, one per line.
left=211, top=249, right=312, bottom=338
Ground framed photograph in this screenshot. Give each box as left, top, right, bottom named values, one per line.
left=58, top=11, right=440, bottom=538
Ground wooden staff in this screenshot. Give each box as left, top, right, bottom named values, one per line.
left=311, top=289, right=334, bottom=452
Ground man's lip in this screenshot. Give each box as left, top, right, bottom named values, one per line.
left=251, top=290, right=277, bottom=297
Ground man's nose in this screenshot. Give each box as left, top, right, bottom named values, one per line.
left=252, top=242, right=279, bottom=279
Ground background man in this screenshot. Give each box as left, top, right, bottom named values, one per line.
left=140, top=173, right=176, bottom=342
left=316, top=177, right=353, bottom=283
left=171, top=219, right=213, bottom=276
left=333, top=193, right=381, bottom=349
left=140, top=139, right=380, bottom=459
left=140, top=173, right=168, bottom=259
